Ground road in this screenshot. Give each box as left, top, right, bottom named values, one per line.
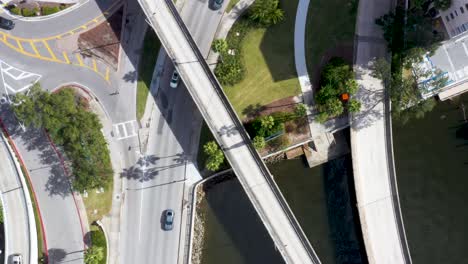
left=139, top=0, right=321, bottom=263
left=350, top=0, right=412, bottom=263
left=119, top=0, right=225, bottom=263
left=0, top=134, right=33, bottom=264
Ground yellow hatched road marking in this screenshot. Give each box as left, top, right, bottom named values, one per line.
left=30, top=41, right=40, bottom=55
left=105, top=67, right=110, bottom=81
left=75, top=54, right=84, bottom=66
left=16, top=39, right=23, bottom=51
left=42, top=40, right=57, bottom=60
left=63, top=52, right=70, bottom=64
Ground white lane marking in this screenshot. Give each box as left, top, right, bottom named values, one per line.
left=113, top=120, right=138, bottom=140
left=0, top=59, right=41, bottom=102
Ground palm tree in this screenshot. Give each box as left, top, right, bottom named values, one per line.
left=249, top=0, right=285, bottom=26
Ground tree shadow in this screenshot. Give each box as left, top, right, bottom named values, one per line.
left=258, top=0, right=298, bottom=83
left=123, top=70, right=138, bottom=83
left=121, top=153, right=187, bottom=182
left=242, top=104, right=266, bottom=120
left=44, top=163, right=73, bottom=198
left=48, top=248, right=67, bottom=263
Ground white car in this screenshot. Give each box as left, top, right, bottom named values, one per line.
left=170, top=70, right=180, bottom=89
left=12, top=254, right=22, bottom=264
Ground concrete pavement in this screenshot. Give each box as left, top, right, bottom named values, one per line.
left=139, top=0, right=321, bottom=263
left=120, top=0, right=224, bottom=263
left=0, top=131, right=36, bottom=264
left=351, top=0, right=412, bottom=263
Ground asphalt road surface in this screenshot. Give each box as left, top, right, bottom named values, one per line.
left=119, top=0, right=226, bottom=263
left=0, top=136, right=31, bottom=264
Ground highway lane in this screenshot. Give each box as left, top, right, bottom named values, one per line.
left=120, top=0, right=225, bottom=263
left=0, top=135, right=31, bottom=264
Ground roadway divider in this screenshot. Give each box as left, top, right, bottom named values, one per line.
left=0, top=117, right=42, bottom=264
left=149, top=1, right=322, bottom=262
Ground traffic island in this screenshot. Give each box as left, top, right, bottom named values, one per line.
left=5, top=1, right=73, bottom=17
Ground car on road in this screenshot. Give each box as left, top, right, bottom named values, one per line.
left=211, top=0, right=224, bottom=10
left=170, top=70, right=180, bottom=88
left=0, top=17, right=15, bottom=30
left=163, top=209, right=175, bottom=230
left=12, top=254, right=22, bottom=264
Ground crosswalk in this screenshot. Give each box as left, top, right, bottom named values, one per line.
left=112, top=120, right=138, bottom=140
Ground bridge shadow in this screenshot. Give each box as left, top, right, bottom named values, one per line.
left=200, top=172, right=285, bottom=264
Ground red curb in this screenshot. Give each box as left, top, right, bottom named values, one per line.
left=44, top=132, right=87, bottom=252
left=0, top=117, right=49, bottom=264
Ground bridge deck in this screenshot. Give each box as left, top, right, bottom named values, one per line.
left=138, top=0, right=321, bottom=263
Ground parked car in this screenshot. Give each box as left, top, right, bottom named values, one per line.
left=0, top=17, right=15, bottom=30
left=164, top=209, right=175, bottom=230
left=212, top=0, right=224, bottom=10
left=12, top=254, right=22, bottom=264
left=170, top=70, right=180, bottom=88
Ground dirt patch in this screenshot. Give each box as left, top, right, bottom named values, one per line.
left=242, top=96, right=301, bottom=123
left=78, top=6, right=124, bottom=69
left=310, top=42, right=354, bottom=90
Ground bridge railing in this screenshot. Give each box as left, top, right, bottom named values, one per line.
left=139, top=0, right=321, bottom=263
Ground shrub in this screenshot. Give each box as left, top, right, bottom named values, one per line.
left=249, top=0, right=285, bottom=26
left=214, top=53, right=244, bottom=85
left=42, top=6, right=61, bottom=16
left=253, top=136, right=266, bottom=149
left=348, top=99, right=361, bottom=113
left=294, top=103, right=307, bottom=117
left=251, top=115, right=284, bottom=138
left=203, top=141, right=225, bottom=171
left=212, top=39, right=228, bottom=53
left=22, top=8, right=39, bottom=17
left=316, top=112, right=329, bottom=123
left=267, top=134, right=290, bottom=151
left=9, top=7, right=21, bottom=15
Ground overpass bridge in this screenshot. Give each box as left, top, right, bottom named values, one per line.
left=137, top=0, right=321, bottom=263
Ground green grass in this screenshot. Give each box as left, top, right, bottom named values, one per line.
left=136, top=29, right=161, bottom=120
left=41, top=6, right=60, bottom=16
left=224, top=0, right=301, bottom=119
left=226, top=0, right=240, bottom=12
left=82, top=180, right=113, bottom=224
left=305, top=0, right=358, bottom=71
left=90, top=224, right=107, bottom=264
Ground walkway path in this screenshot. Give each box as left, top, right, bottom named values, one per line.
left=350, top=0, right=412, bottom=263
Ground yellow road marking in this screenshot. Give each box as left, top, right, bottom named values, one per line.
left=42, top=40, right=57, bottom=60
left=16, top=39, right=24, bottom=52
left=105, top=67, right=110, bottom=81
left=92, top=59, right=98, bottom=72
left=29, top=41, right=40, bottom=55
left=75, top=54, right=84, bottom=66
left=63, top=52, right=70, bottom=64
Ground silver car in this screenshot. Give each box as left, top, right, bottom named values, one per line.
left=170, top=70, right=180, bottom=89
left=12, top=254, right=22, bottom=264
left=164, top=209, right=175, bottom=230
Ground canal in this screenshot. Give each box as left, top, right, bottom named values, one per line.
left=198, top=153, right=366, bottom=264
left=394, top=95, right=468, bottom=263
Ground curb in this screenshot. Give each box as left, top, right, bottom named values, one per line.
left=185, top=169, right=232, bottom=264
left=0, top=191, right=9, bottom=264
left=0, top=117, right=47, bottom=264
left=1, top=0, right=89, bottom=22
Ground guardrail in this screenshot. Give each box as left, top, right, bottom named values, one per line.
left=139, top=0, right=322, bottom=263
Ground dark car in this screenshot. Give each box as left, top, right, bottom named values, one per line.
left=164, top=209, right=175, bottom=231
left=211, top=0, right=224, bottom=10
left=0, top=17, right=14, bottom=30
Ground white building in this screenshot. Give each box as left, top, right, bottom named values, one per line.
left=439, top=0, right=468, bottom=37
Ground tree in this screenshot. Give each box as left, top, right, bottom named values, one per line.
left=212, top=39, right=228, bottom=53
left=323, top=98, right=344, bottom=117
left=370, top=57, right=392, bottom=84
left=315, top=112, right=329, bottom=123
left=315, top=84, right=337, bottom=105
left=260, top=115, right=275, bottom=130
left=294, top=103, right=307, bottom=117
left=203, top=141, right=225, bottom=171
left=84, top=246, right=104, bottom=264
left=249, top=0, right=284, bottom=26
left=253, top=136, right=266, bottom=149
left=434, top=0, right=452, bottom=10
left=348, top=99, right=362, bottom=113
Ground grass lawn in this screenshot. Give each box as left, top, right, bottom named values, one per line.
left=83, top=180, right=113, bottom=224
left=136, top=29, right=161, bottom=121
left=226, top=0, right=240, bottom=12
left=224, top=0, right=301, bottom=119
left=305, top=0, right=358, bottom=76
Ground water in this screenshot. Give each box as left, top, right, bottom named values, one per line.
left=393, top=95, right=468, bottom=264
left=199, top=155, right=366, bottom=264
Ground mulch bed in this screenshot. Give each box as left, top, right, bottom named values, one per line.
left=78, top=6, right=124, bottom=69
